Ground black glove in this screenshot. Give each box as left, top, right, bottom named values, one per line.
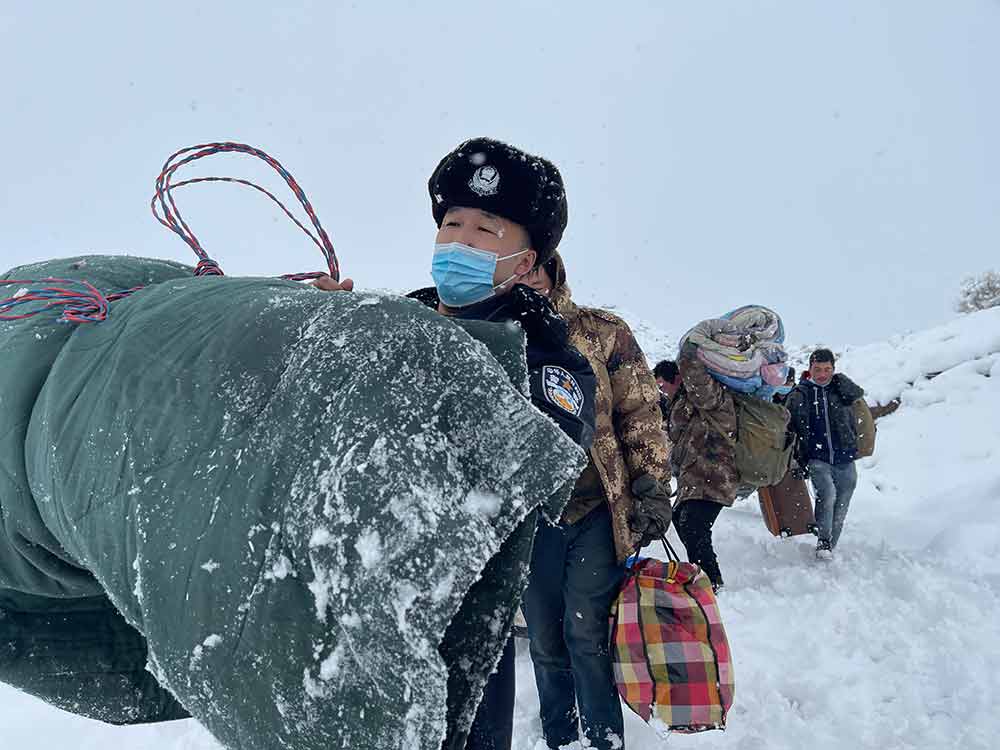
left=791, top=465, right=809, bottom=481
left=628, top=474, right=673, bottom=548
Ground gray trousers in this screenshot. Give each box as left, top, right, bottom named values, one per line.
left=808, top=460, right=858, bottom=548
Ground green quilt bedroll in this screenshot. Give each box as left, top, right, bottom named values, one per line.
left=0, top=256, right=585, bottom=749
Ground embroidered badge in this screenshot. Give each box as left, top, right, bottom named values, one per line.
left=543, top=365, right=584, bottom=417
left=469, top=164, right=500, bottom=197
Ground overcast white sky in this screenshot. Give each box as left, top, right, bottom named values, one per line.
left=2, top=1, right=997, bottom=346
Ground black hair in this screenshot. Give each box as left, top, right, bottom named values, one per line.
left=809, top=348, right=836, bottom=366
left=786, top=366, right=796, bottom=385
left=654, top=360, right=679, bottom=383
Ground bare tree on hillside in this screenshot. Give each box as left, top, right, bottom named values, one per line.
left=955, top=270, right=1000, bottom=313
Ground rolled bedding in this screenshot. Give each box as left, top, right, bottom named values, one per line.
left=680, top=305, right=789, bottom=399
left=0, top=255, right=586, bottom=750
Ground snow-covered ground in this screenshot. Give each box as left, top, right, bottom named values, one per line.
left=3, top=307, right=999, bottom=749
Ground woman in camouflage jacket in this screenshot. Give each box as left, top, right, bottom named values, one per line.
left=534, top=253, right=672, bottom=559
left=521, top=253, right=671, bottom=750
left=663, top=340, right=740, bottom=590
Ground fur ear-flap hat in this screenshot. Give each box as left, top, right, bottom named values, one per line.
left=428, top=137, right=568, bottom=266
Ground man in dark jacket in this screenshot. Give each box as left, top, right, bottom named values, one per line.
left=317, top=137, right=597, bottom=750
left=785, top=349, right=865, bottom=560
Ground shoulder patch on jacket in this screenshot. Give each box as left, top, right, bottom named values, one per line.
left=542, top=365, right=585, bottom=416
left=583, top=306, right=627, bottom=327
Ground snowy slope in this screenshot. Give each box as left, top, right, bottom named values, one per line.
left=3, top=308, right=999, bottom=749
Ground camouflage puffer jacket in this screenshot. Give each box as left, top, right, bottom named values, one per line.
left=549, top=278, right=670, bottom=562
left=666, top=342, right=740, bottom=507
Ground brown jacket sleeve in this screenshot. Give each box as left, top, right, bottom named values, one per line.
left=677, top=342, right=729, bottom=414
left=606, top=318, right=670, bottom=484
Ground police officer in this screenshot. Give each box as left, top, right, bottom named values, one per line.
left=317, top=137, right=596, bottom=750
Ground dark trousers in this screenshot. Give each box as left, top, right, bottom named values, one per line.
left=466, top=637, right=516, bottom=750
left=522, top=504, right=625, bottom=750
left=674, top=499, right=724, bottom=587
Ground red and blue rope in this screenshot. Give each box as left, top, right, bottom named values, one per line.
left=151, top=141, right=340, bottom=281
left=1, top=142, right=341, bottom=323
left=1, top=278, right=109, bottom=323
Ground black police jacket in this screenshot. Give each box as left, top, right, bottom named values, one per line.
left=408, top=284, right=596, bottom=450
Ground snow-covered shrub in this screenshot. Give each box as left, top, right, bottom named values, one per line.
left=955, top=269, right=1000, bottom=313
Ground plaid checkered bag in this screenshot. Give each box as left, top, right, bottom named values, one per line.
left=611, top=544, right=735, bottom=734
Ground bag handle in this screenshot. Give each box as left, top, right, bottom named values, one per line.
left=660, top=535, right=682, bottom=562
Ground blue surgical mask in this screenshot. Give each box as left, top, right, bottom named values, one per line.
left=431, top=242, right=529, bottom=308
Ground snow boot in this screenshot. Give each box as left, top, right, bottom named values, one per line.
left=815, top=539, right=833, bottom=561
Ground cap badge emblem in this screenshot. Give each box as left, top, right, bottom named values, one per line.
left=469, top=165, right=500, bottom=197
